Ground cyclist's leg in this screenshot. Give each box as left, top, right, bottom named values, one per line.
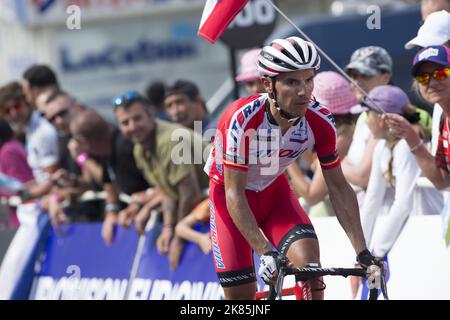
left=209, top=182, right=257, bottom=299
left=285, top=238, right=324, bottom=300
left=260, top=175, right=324, bottom=300
left=223, top=282, right=257, bottom=300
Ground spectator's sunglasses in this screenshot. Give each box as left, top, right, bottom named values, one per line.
left=112, top=91, right=144, bottom=109
left=0, top=100, right=24, bottom=116
left=416, top=67, right=450, bottom=85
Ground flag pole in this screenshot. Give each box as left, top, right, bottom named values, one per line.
left=263, top=0, right=385, bottom=114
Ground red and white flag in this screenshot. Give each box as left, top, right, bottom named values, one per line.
left=198, top=0, right=248, bottom=43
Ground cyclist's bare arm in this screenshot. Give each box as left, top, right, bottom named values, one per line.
left=322, top=164, right=367, bottom=254
left=224, top=167, right=272, bottom=256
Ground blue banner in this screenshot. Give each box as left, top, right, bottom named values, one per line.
left=28, top=221, right=268, bottom=300
left=29, top=223, right=225, bottom=299
left=30, top=223, right=139, bottom=299
left=134, top=224, right=222, bottom=300
left=37, top=223, right=139, bottom=279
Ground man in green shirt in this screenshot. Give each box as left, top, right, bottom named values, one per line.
left=113, top=91, right=210, bottom=270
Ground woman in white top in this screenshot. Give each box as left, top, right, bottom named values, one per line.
left=386, top=45, right=450, bottom=247
left=361, top=85, right=443, bottom=258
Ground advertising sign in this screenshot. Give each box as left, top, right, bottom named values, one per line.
left=31, top=223, right=139, bottom=299
left=25, top=216, right=450, bottom=300
left=31, top=223, right=226, bottom=300
left=51, top=12, right=228, bottom=122
left=12, top=0, right=204, bottom=26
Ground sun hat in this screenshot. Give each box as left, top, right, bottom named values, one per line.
left=235, top=48, right=262, bottom=82
left=312, top=71, right=358, bottom=114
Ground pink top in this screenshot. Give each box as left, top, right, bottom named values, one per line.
left=0, top=140, right=34, bottom=228
left=0, top=140, right=34, bottom=187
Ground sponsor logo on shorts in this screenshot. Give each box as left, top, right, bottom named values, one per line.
left=279, top=227, right=317, bottom=255
left=209, top=202, right=225, bottom=269
left=219, top=273, right=256, bottom=285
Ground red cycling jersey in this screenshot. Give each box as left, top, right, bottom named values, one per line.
left=204, top=93, right=339, bottom=191
left=205, top=93, right=340, bottom=288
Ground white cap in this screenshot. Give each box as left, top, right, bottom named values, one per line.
left=405, top=10, right=450, bottom=50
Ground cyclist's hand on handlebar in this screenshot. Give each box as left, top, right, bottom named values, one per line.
left=357, top=249, right=386, bottom=288
left=258, top=251, right=279, bottom=285
left=356, top=249, right=378, bottom=268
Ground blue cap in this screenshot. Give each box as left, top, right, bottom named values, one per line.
left=411, top=45, right=450, bottom=76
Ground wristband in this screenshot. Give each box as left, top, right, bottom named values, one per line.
left=356, top=249, right=375, bottom=268
left=104, top=203, right=121, bottom=213
left=50, top=194, right=61, bottom=204
left=19, top=190, right=32, bottom=201
left=76, top=152, right=89, bottom=168
left=410, top=141, right=424, bottom=154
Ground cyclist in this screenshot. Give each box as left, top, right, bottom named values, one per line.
left=204, top=36, right=377, bottom=300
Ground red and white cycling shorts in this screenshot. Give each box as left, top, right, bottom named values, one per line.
left=209, top=174, right=317, bottom=288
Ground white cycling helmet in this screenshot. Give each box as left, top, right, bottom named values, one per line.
left=258, top=37, right=321, bottom=78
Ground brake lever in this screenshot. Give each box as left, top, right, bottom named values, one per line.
left=275, top=256, right=288, bottom=300
left=380, top=268, right=389, bottom=300
left=275, top=265, right=286, bottom=300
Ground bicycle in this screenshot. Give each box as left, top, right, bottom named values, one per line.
left=256, top=256, right=388, bottom=300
